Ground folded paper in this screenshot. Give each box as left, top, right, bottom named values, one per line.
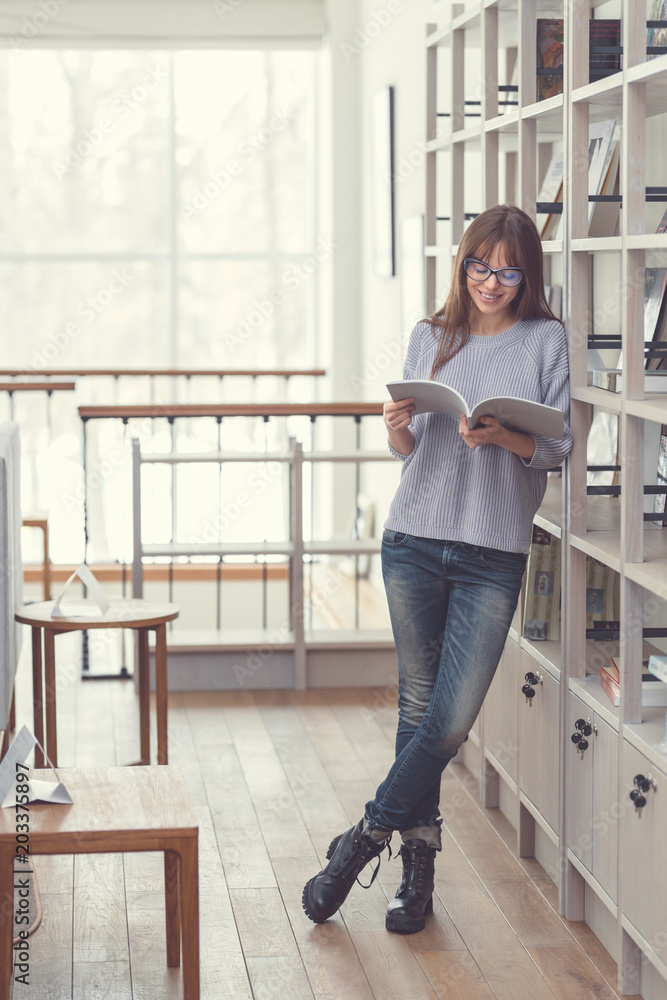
left=0, top=726, right=73, bottom=807
left=51, top=562, right=110, bottom=619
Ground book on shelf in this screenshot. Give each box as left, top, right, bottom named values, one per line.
left=654, top=425, right=667, bottom=528
left=586, top=558, right=620, bottom=631
left=591, top=369, right=667, bottom=393
left=645, top=211, right=667, bottom=372
left=536, top=19, right=621, bottom=101
left=523, top=543, right=621, bottom=643
left=523, top=526, right=561, bottom=642
left=648, top=654, right=667, bottom=683
left=599, top=654, right=667, bottom=707
left=553, top=120, right=616, bottom=239
left=648, top=1, right=667, bottom=59
left=644, top=267, right=667, bottom=344
left=536, top=19, right=564, bottom=101
left=386, top=380, right=565, bottom=438
left=589, top=141, right=621, bottom=238
left=536, top=153, right=563, bottom=239
left=588, top=20, right=622, bottom=82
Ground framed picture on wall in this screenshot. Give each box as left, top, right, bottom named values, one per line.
left=400, top=214, right=425, bottom=335
left=369, top=86, right=395, bottom=277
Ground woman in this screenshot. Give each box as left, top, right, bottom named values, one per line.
left=302, top=204, right=572, bottom=934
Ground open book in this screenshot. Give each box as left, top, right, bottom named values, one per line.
left=387, top=380, right=564, bottom=439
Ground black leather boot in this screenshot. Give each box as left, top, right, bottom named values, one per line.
left=302, top=818, right=391, bottom=923
left=385, top=838, right=436, bottom=934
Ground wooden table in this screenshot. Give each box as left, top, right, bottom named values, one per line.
left=0, top=765, right=199, bottom=1000
left=15, top=599, right=179, bottom=768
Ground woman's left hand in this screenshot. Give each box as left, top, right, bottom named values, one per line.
left=458, top=414, right=536, bottom=460
left=458, top=414, right=503, bottom=450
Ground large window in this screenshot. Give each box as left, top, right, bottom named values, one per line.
left=0, top=49, right=318, bottom=566
left=0, top=49, right=317, bottom=369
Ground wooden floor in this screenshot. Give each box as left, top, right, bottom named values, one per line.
left=11, top=633, right=636, bottom=1000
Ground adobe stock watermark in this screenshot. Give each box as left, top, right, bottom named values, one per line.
left=181, top=105, right=301, bottom=221
left=29, top=268, right=135, bottom=370
left=9, top=0, right=70, bottom=48
left=349, top=338, right=405, bottom=393
left=223, top=236, right=338, bottom=352
left=52, top=65, right=168, bottom=178
left=339, top=2, right=405, bottom=63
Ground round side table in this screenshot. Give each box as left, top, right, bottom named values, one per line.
left=15, top=598, right=179, bottom=767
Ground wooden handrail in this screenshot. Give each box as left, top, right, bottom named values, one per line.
left=0, top=368, right=326, bottom=378
left=79, top=402, right=384, bottom=419
left=0, top=381, right=76, bottom=392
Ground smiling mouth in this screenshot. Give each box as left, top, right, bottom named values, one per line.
left=478, top=290, right=502, bottom=301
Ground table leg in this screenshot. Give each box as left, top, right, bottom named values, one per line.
left=8, top=687, right=15, bottom=731
left=137, top=629, right=150, bottom=765
left=164, top=849, right=181, bottom=967
left=31, top=628, right=45, bottom=769
left=0, top=842, right=15, bottom=1000
left=177, top=836, right=200, bottom=1000
left=43, top=629, right=58, bottom=768
left=154, top=623, right=168, bottom=765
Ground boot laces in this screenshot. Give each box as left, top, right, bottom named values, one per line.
left=355, top=839, right=392, bottom=889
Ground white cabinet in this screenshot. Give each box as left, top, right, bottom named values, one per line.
left=566, top=692, right=619, bottom=904
left=620, top=743, right=667, bottom=971
left=518, top=650, right=560, bottom=836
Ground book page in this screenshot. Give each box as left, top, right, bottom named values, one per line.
left=469, top=396, right=564, bottom=438
left=386, top=380, right=469, bottom=419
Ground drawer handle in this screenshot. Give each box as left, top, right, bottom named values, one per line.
left=522, top=671, right=542, bottom=708
left=571, top=717, right=597, bottom=759
left=629, top=773, right=657, bottom=817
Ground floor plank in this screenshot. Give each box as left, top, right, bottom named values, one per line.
left=10, top=644, right=636, bottom=1000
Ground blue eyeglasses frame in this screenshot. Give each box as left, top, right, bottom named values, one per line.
left=463, top=257, right=524, bottom=287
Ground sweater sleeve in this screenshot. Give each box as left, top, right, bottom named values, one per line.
left=387, top=322, right=431, bottom=462
left=522, top=322, right=573, bottom=470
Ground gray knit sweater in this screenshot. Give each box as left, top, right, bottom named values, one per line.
left=385, top=317, right=572, bottom=554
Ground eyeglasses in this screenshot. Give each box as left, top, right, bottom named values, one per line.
left=463, top=257, right=523, bottom=287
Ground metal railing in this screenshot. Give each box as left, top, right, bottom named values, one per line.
left=130, top=427, right=393, bottom=689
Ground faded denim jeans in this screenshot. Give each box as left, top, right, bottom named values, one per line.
left=364, top=529, right=526, bottom=835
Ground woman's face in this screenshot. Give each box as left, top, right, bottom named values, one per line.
left=465, top=243, right=522, bottom=326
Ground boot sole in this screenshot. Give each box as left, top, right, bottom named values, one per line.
left=302, top=877, right=330, bottom=924
left=301, top=836, right=344, bottom=923
left=385, top=895, right=433, bottom=934
left=302, top=828, right=377, bottom=924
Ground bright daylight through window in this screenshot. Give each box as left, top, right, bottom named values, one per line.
left=0, top=49, right=317, bottom=564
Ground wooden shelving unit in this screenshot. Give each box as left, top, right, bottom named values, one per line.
left=426, top=2, right=667, bottom=996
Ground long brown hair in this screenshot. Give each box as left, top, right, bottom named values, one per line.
left=428, top=204, right=558, bottom=377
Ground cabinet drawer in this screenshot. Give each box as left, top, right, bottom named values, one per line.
left=518, top=650, right=560, bottom=833
left=566, top=692, right=618, bottom=902
left=620, top=742, right=667, bottom=963
left=566, top=692, right=594, bottom=873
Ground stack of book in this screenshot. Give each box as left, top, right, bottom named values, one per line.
left=592, top=369, right=667, bottom=393
left=600, top=654, right=667, bottom=707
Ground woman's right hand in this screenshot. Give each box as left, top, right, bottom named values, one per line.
left=383, top=398, right=415, bottom=432
left=383, top=398, right=416, bottom=457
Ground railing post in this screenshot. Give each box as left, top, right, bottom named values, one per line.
left=290, top=437, right=306, bottom=690
left=132, top=437, right=144, bottom=600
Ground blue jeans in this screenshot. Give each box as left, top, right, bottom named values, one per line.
left=364, top=530, right=526, bottom=835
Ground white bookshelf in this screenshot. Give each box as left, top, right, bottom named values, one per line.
left=425, top=2, right=667, bottom=996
